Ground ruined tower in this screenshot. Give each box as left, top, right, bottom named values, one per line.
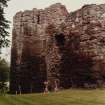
left=11, top=3, right=105, bottom=93
left=10, top=3, right=68, bottom=93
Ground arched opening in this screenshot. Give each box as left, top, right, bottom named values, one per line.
left=54, top=33, right=94, bottom=88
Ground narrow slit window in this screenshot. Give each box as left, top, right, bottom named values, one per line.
left=37, top=14, right=40, bottom=24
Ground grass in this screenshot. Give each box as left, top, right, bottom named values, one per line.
left=0, top=89, right=105, bottom=105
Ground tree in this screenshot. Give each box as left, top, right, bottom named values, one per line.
left=0, top=0, right=10, bottom=49
left=0, top=58, right=9, bottom=94
left=0, top=58, right=9, bottom=82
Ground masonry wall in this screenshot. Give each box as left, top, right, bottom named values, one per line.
left=10, top=3, right=68, bottom=93
left=11, top=3, right=105, bottom=93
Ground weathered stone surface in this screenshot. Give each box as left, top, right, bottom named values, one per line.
left=11, top=3, right=105, bottom=93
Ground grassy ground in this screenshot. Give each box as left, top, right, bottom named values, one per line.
left=0, top=89, right=105, bottom=105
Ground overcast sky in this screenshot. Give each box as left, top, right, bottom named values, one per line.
left=5, top=0, right=105, bottom=24
left=2, top=0, right=105, bottom=62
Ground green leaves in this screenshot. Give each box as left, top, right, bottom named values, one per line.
left=0, top=0, right=10, bottom=49
left=0, top=0, right=10, bottom=7
left=0, top=58, right=9, bottom=83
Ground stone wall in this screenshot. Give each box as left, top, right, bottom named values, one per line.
left=11, top=3, right=105, bottom=93
left=10, top=3, right=68, bottom=93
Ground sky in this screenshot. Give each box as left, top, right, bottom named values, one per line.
left=1, top=0, right=105, bottom=62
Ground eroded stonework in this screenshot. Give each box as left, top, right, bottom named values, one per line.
left=11, top=3, right=105, bottom=93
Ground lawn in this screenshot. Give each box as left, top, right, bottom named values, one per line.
left=0, top=89, right=105, bottom=105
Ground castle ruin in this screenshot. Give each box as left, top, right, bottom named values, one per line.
left=11, top=3, right=105, bottom=93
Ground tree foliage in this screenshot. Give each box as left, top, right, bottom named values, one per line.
left=0, top=0, right=10, bottom=48
left=0, top=58, right=9, bottom=94
left=0, top=58, right=9, bottom=83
